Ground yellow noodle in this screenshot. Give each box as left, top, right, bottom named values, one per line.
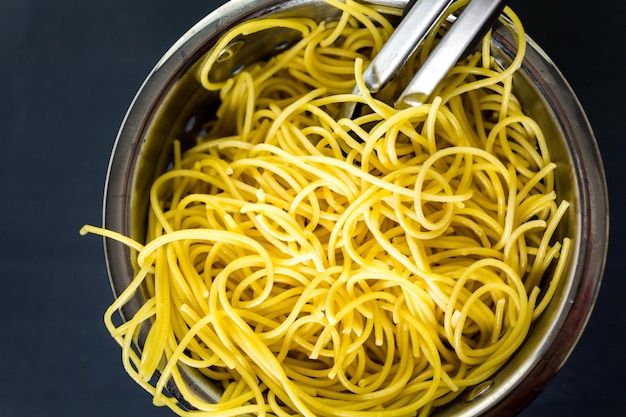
left=83, top=1, right=572, bottom=416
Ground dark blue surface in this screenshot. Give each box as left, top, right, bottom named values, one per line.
left=0, top=0, right=623, bottom=416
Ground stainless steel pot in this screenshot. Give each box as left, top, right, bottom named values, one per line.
left=102, top=0, right=609, bottom=415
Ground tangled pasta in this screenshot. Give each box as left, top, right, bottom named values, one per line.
left=82, top=1, right=571, bottom=416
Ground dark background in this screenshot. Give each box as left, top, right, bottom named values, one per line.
left=0, top=0, right=623, bottom=416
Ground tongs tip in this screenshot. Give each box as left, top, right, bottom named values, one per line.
left=395, top=92, right=429, bottom=110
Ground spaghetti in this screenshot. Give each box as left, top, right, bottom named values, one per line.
left=82, top=1, right=571, bottom=416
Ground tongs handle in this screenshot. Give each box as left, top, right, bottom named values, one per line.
left=395, top=0, right=507, bottom=108
left=362, top=0, right=455, bottom=93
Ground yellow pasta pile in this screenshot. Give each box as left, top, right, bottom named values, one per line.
left=82, top=1, right=570, bottom=416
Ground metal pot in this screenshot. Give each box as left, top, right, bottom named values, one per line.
left=102, top=0, right=609, bottom=414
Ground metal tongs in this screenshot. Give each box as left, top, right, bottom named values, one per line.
left=342, top=0, right=507, bottom=117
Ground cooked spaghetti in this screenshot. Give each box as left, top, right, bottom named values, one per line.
left=81, top=1, right=570, bottom=416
